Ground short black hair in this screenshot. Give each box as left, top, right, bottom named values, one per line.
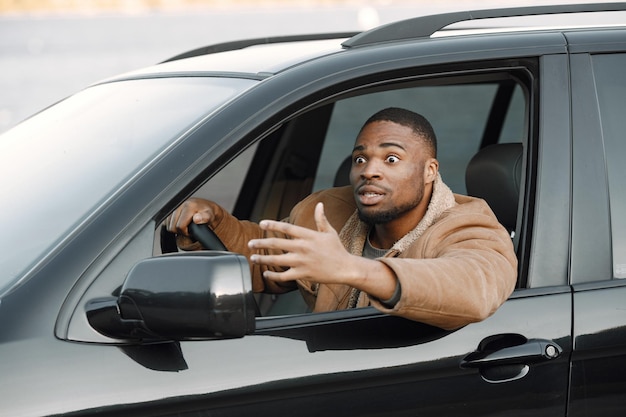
left=361, top=107, right=437, bottom=157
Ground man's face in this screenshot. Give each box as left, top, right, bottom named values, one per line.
left=350, top=120, right=437, bottom=227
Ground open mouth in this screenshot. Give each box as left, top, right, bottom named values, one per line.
left=357, top=186, right=386, bottom=206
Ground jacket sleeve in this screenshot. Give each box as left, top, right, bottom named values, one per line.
left=370, top=201, right=518, bottom=330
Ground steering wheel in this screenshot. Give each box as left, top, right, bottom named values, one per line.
left=159, top=222, right=227, bottom=253
left=188, top=222, right=228, bottom=251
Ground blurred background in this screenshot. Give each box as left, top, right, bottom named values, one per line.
left=0, top=0, right=620, bottom=133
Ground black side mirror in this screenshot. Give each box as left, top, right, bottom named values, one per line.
left=86, top=252, right=255, bottom=343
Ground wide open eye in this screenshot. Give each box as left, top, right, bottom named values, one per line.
left=386, top=155, right=400, bottom=164
left=354, top=155, right=366, bottom=164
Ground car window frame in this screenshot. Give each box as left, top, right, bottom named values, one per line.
left=197, top=64, right=538, bottom=319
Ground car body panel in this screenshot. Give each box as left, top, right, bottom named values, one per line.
left=526, top=53, right=572, bottom=289
left=568, top=40, right=626, bottom=417
left=570, top=283, right=626, bottom=417
left=1, top=290, right=572, bottom=416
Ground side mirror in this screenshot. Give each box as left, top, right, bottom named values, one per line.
left=86, top=252, right=255, bottom=343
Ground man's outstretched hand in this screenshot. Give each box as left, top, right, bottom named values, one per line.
left=248, top=202, right=355, bottom=283
left=248, top=202, right=398, bottom=302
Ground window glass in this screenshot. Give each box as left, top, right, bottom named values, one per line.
left=0, top=76, right=256, bottom=291
left=591, top=53, right=626, bottom=278
left=501, top=86, right=528, bottom=143
left=315, top=81, right=526, bottom=194
left=193, top=143, right=257, bottom=212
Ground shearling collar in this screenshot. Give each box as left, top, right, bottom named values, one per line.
left=338, top=173, right=457, bottom=256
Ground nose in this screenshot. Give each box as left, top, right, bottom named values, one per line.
left=355, top=159, right=382, bottom=180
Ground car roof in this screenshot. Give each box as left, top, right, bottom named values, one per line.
left=103, top=2, right=626, bottom=83
left=343, top=2, right=626, bottom=46
left=106, top=36, right=350, bottom=81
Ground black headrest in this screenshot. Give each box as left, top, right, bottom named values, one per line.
left=465, top=143, right=523, bottom=231
left=333, top=156, right=352, bottom=187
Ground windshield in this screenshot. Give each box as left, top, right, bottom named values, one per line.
left=0, top=76, right=256, bottom=292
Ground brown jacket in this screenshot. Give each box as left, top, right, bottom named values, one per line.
left=180, top=175, right=518, bottom=330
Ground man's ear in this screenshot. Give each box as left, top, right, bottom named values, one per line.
left=424, top=158, right=439, bottom=183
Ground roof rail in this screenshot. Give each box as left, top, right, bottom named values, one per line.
left=343, top=2, right=626, bottom=48
left=162, top=32, right=357, bottom=63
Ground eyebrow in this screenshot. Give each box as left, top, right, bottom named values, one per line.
left=352, top=142, right=407, bottom=153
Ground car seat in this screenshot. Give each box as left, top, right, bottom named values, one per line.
left=465, top=143, right=523, bottom=236
left=333, top=156, right=352, bottom=187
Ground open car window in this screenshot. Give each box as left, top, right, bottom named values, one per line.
left=191, top=73, right=528, bottom=227
left=174, top=69, right=530, bottom=317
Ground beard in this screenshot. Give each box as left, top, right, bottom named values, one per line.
left=357, top=186, right=424, bottom=225
left=358, top=206, right=405, bottom=224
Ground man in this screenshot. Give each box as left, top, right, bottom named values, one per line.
left=168, top=107, right=517, bottom=330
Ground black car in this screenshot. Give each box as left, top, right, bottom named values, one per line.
left=1, top=3, right=626, bottom=416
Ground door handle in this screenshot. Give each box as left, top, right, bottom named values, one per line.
left=461, top=337, right=562, bottom=368
left=460, top=334, right=563, bottom=383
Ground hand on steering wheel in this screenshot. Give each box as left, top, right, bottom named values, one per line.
left=160, top=222, right=227, bottom=253
left=188, top=222, right=227, bottom=251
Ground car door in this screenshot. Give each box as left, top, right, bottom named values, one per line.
left=568, top=34, right=626, bottom=417
left=234, top=54, right=573, bottom=417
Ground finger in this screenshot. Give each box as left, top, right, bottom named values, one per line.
left=314, top=202, right=333, bottom=233
left=262, top=269, right=298, bottom=282
left=174, top=205, right=195, bottom=235
left=166, top=209, right=182, bottom=233
left=249, top=252, right=298, bottom=268
left=258, top=219, right=315, bottom=239
left=192, top=211, right=212, bottom=225
left=248, top=236, right=301, bottom=252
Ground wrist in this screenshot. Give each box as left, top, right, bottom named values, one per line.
left=352, top=258, right=399, bottom=302
left=380, top=279, right=402, bottom=308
